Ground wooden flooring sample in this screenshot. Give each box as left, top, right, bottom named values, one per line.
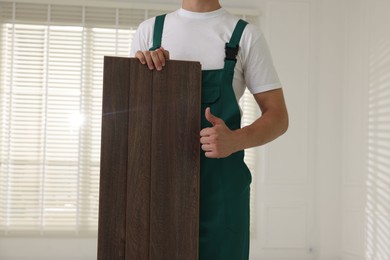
left=98, top=57, right=201, bottom=260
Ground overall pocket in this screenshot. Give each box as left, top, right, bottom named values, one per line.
left=202, top=84, right=220, bottom=104
left=201, top=71, right=222, bottom=104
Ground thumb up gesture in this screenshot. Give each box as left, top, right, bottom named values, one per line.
left=200, top=107, right=238, bottom=158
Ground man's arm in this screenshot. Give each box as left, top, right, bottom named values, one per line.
left=200, top=88, right=288, bottom=158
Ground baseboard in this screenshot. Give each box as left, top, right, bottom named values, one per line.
left=250, top=257, right=316, bottom=260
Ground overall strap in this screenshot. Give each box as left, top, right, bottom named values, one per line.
left=149, top=14, right=166, bottom=51
left=224, top=19, right=248, bottom=71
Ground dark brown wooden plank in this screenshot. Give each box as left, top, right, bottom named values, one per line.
left=125, top=58, right=153, bottom=259
left=149, top=60, right=201, bottom=260
left=98, top=57, right=201, bottom=260
left=98, top=56, right=130, bottom=260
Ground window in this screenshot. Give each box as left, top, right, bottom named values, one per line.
left=0, top=1, right=260, bottom=236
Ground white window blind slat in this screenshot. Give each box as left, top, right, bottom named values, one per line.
left=14, top=3, right=47, bottom=20
left=119, top=9, right=149, bottom=28
left=0, top=1, right=260, bottom=237
left=85, top=7, right=116, bottom=27
left=51, top=5, right=83, bottom=25
left=0, top=2, right=13, bottom=21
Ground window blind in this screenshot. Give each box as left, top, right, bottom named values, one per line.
left=0, top=1, right=260, bottom=236
left=239, top=89, right=261, bottom=237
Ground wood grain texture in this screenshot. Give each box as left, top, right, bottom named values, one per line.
left=98, top=57, right=130, bottom=260
left=126, top=59, right=153, bottom=259
left=150, top=60, right=201, bottom=260
left=98, top=57, right=201, bottom=260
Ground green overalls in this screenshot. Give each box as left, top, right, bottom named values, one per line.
left=150, top=15, right=252, bottom=260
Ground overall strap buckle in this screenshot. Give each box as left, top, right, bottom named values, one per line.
left=224, top=19, right=248, bottom=66
left=225, top=43, right=239, bottom=62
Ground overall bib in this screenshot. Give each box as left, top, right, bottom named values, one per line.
left=150, top=15, right=252, bottom=260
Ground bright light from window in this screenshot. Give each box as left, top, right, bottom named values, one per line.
left=68, top=113, right=84, bottom=127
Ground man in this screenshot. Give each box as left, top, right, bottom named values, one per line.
left=130, top=0, right=288, bottom=259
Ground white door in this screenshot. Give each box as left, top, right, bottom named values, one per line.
left=249, top=1, right=316, bottom=260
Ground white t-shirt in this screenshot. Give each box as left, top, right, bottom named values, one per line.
left=130, top=8, right=281, bottom=102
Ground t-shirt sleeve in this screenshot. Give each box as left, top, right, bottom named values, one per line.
left=242, top=26, right=282, bottom=94
left=129, top=19, right=154, bottom=57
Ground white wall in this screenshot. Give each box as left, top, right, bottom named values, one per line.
left=341, top=1, right=390, bottom=260
left=314, top=0, right=344, bottom=259
left=340, top=0, right=368, bottom=259
left=253, top=1, right=315, bottom=260
left=0, top=238, right=97, bottom=260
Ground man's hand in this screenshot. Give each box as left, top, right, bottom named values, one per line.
left=200, top=107, right=238, bottom=159
left=135, top=47, right=170, bottom=71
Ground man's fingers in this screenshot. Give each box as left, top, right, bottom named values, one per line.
left=160, top=47, right=170, bottom=60
left=156, top=49, right=166, bottom=67
left=205, top=107, right=223, bottom=126
left=150, top=49, right=166, bottom=70
left=135, top=51, right=146, bottom=65
left=200, top=135, right=214, bottom=145
left=200, top=127, right=216, bottom=137
left=203, top=144, right=218, bottom=158
left=205, top=107, right=213, bottom=125
left=134, top=48, right=169, bottom=71
left=143, top=51, right=155, bottom=70
left=201, top=144, right=213, bottom=152
left=205, top=151, right=218, bottom=158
